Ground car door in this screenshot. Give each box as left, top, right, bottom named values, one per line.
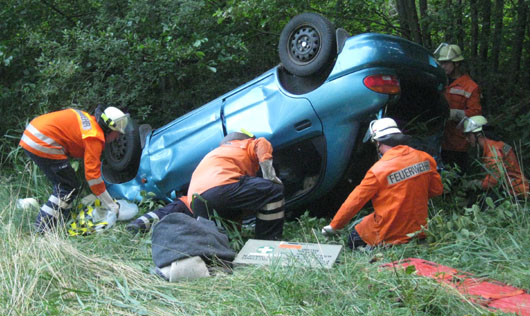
left=146, top=99, right=225, bottom=197
left=221, top=72, right=323, bottom=148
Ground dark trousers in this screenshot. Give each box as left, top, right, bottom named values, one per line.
left=131, top=198, right=193, bottom=231
left=348, top=228, right=367, bottom=249
left=191, top=176, right=285, bottom=240
left=24, top=150, right=80, bottom=231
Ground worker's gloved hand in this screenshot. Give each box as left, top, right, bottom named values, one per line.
left=97, top=190, right=120, bottom=217
left=104, top=210, right=117, bottom=230
left=259, top=159, right=282, bottom=184
left=449, top=109, right=466, bottom=121
left=321, top=225, right=337, bottom=236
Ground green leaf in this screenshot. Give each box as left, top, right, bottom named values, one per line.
left=405, top=265, right=416, bottom=274
left=485, top=197, right=495, bottom=208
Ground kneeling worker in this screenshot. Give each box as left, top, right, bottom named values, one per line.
left=322, top=118, right=444, bottom=248
left=187, top=131, right=285, bottom=240
left=459, top=115, right=529, bottom=198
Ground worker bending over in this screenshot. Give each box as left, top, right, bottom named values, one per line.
left=322, top=118, right=444, bottom=248
left=20, top=106, right=129, bottom=233
left=459, top=115, right=529, bottom=199
left=187, top=131, right=284, bottom=240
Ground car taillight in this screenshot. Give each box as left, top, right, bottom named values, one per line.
left=363, top=75, right=400, bottom=94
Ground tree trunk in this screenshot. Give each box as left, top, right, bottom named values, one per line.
left=524, top=16, right=530, bottom=89
left=479, top=0, right=491, bottom=77
left=470, top=0, right=479, bottom=63
left=510, top=0, right=527, bottom=85
left=395, top=0, right=411, bottom=39
left=404, top=0, right=422, bottom=44
left=445, top=0, right=454, bottom=42
left=456, top=0, right=464, bottom=51
left=419, top=0, right=431, bottom=49
left=491, top=0, right=504, bottom=73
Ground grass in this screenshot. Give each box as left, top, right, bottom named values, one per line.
left=1, top=162, right=529, bottom=315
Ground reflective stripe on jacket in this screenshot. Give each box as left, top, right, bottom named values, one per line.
left=187, top=137, right=273, bottom=207
left=442, top=74, right=482, bottom=152
left=330, top=146, right=443, bottom=246
left=19, top=109, right=107, bottom=195
left=481, top=139, right=529, bottom=197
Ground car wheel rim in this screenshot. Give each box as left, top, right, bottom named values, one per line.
left=109, top=135, right=127, bottom=162
left=289, top=25, right=321, bottom=65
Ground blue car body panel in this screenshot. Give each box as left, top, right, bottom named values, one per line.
left=105, top=33, right=446, bottom=208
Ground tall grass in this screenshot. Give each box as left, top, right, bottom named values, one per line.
left=1, top=162, right=528, bottom=315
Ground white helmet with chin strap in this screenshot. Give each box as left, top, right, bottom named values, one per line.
left=97, top=106, right=129, bottom=134
left=369, top=117, right=402, bottom=142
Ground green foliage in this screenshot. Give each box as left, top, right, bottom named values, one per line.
left=1, top=163, right=530, bottom=314
left=2, top=0, right=529, bottom=174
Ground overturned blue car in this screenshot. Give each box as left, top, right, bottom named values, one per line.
left=103, top=13, right=447, bottom=215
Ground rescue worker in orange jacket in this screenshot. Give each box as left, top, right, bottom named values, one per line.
left=126, top=196, right=193, bottom=234
left=322, top=118, right=444, bottom=248
left=459, top=115, right=529, bottom=198
left=19, top=106, right=129, bottom=233
left=434, top=43, right=482, bottom=173
left=187, top=131, right=284, bottom=240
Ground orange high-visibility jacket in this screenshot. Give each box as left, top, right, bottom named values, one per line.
left=442, top=74, right=482, bottom=152
left=330, top=146, right=443, bottom=246
left=187, top=137, right=273, bottom=206
left=19, top=109, right=107, bottom=195
left=481, top=138, right=529, bottom=197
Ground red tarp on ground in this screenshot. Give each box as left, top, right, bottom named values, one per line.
left=382, top=258, right=530, bottom=316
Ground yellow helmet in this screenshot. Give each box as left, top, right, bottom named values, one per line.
left=458, top=115, right=488, bottom=133
left=434, top=43, right=464, bottom=62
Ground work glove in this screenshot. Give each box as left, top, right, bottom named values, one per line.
left=92, top=201, right=136, bottom=223
left=116, top=200, right=139, bottom=221
left=321, top=225, right=337, bottom=236
left=259, top=159, right=282, bottom=184
left=449, top=109, right=466, bottom=121
left=102, top=209, right=117, bottom=230
left=97, top=190, right=120, bottom=217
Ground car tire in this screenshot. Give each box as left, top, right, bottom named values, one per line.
left=103, top=118, right=141, bottom=172
left=279, top=13, right=336, bottom=77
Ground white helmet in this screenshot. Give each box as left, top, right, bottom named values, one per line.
left=369, top=118, right=402, bottom=142
left=101, top=106, right=129, bottom=134
left=434, top=43, right=464, bottom=62
left=458, top=115, right=488, bottom=133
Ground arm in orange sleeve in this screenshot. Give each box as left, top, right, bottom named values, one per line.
left=83, top=137, right=106, bottom=195
left=464, top=86, right=482, bottom=117
left=253, top=137, right=273, bottom=162
left=481, top=161, right=500, bottom=189
left=428, top=159, right=444, bottom=198
left=481, top=147, right=501, bottom=189
left=481, top=174, right=498, bottom=190
left=329, top=170, right=379, bottom=230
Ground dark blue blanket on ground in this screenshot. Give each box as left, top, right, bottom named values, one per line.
left=151, top=213, right=236, bottom=268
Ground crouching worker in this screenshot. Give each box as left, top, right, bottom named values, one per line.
left=187, top=131, right=285, bottom=240
left=322, top=118, right=444, bottom=248
left=19, top=106, right=129, bottom=233
left=459, top=115, right=529, bottom=199
left=126, top=196, right=193, bottom=234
